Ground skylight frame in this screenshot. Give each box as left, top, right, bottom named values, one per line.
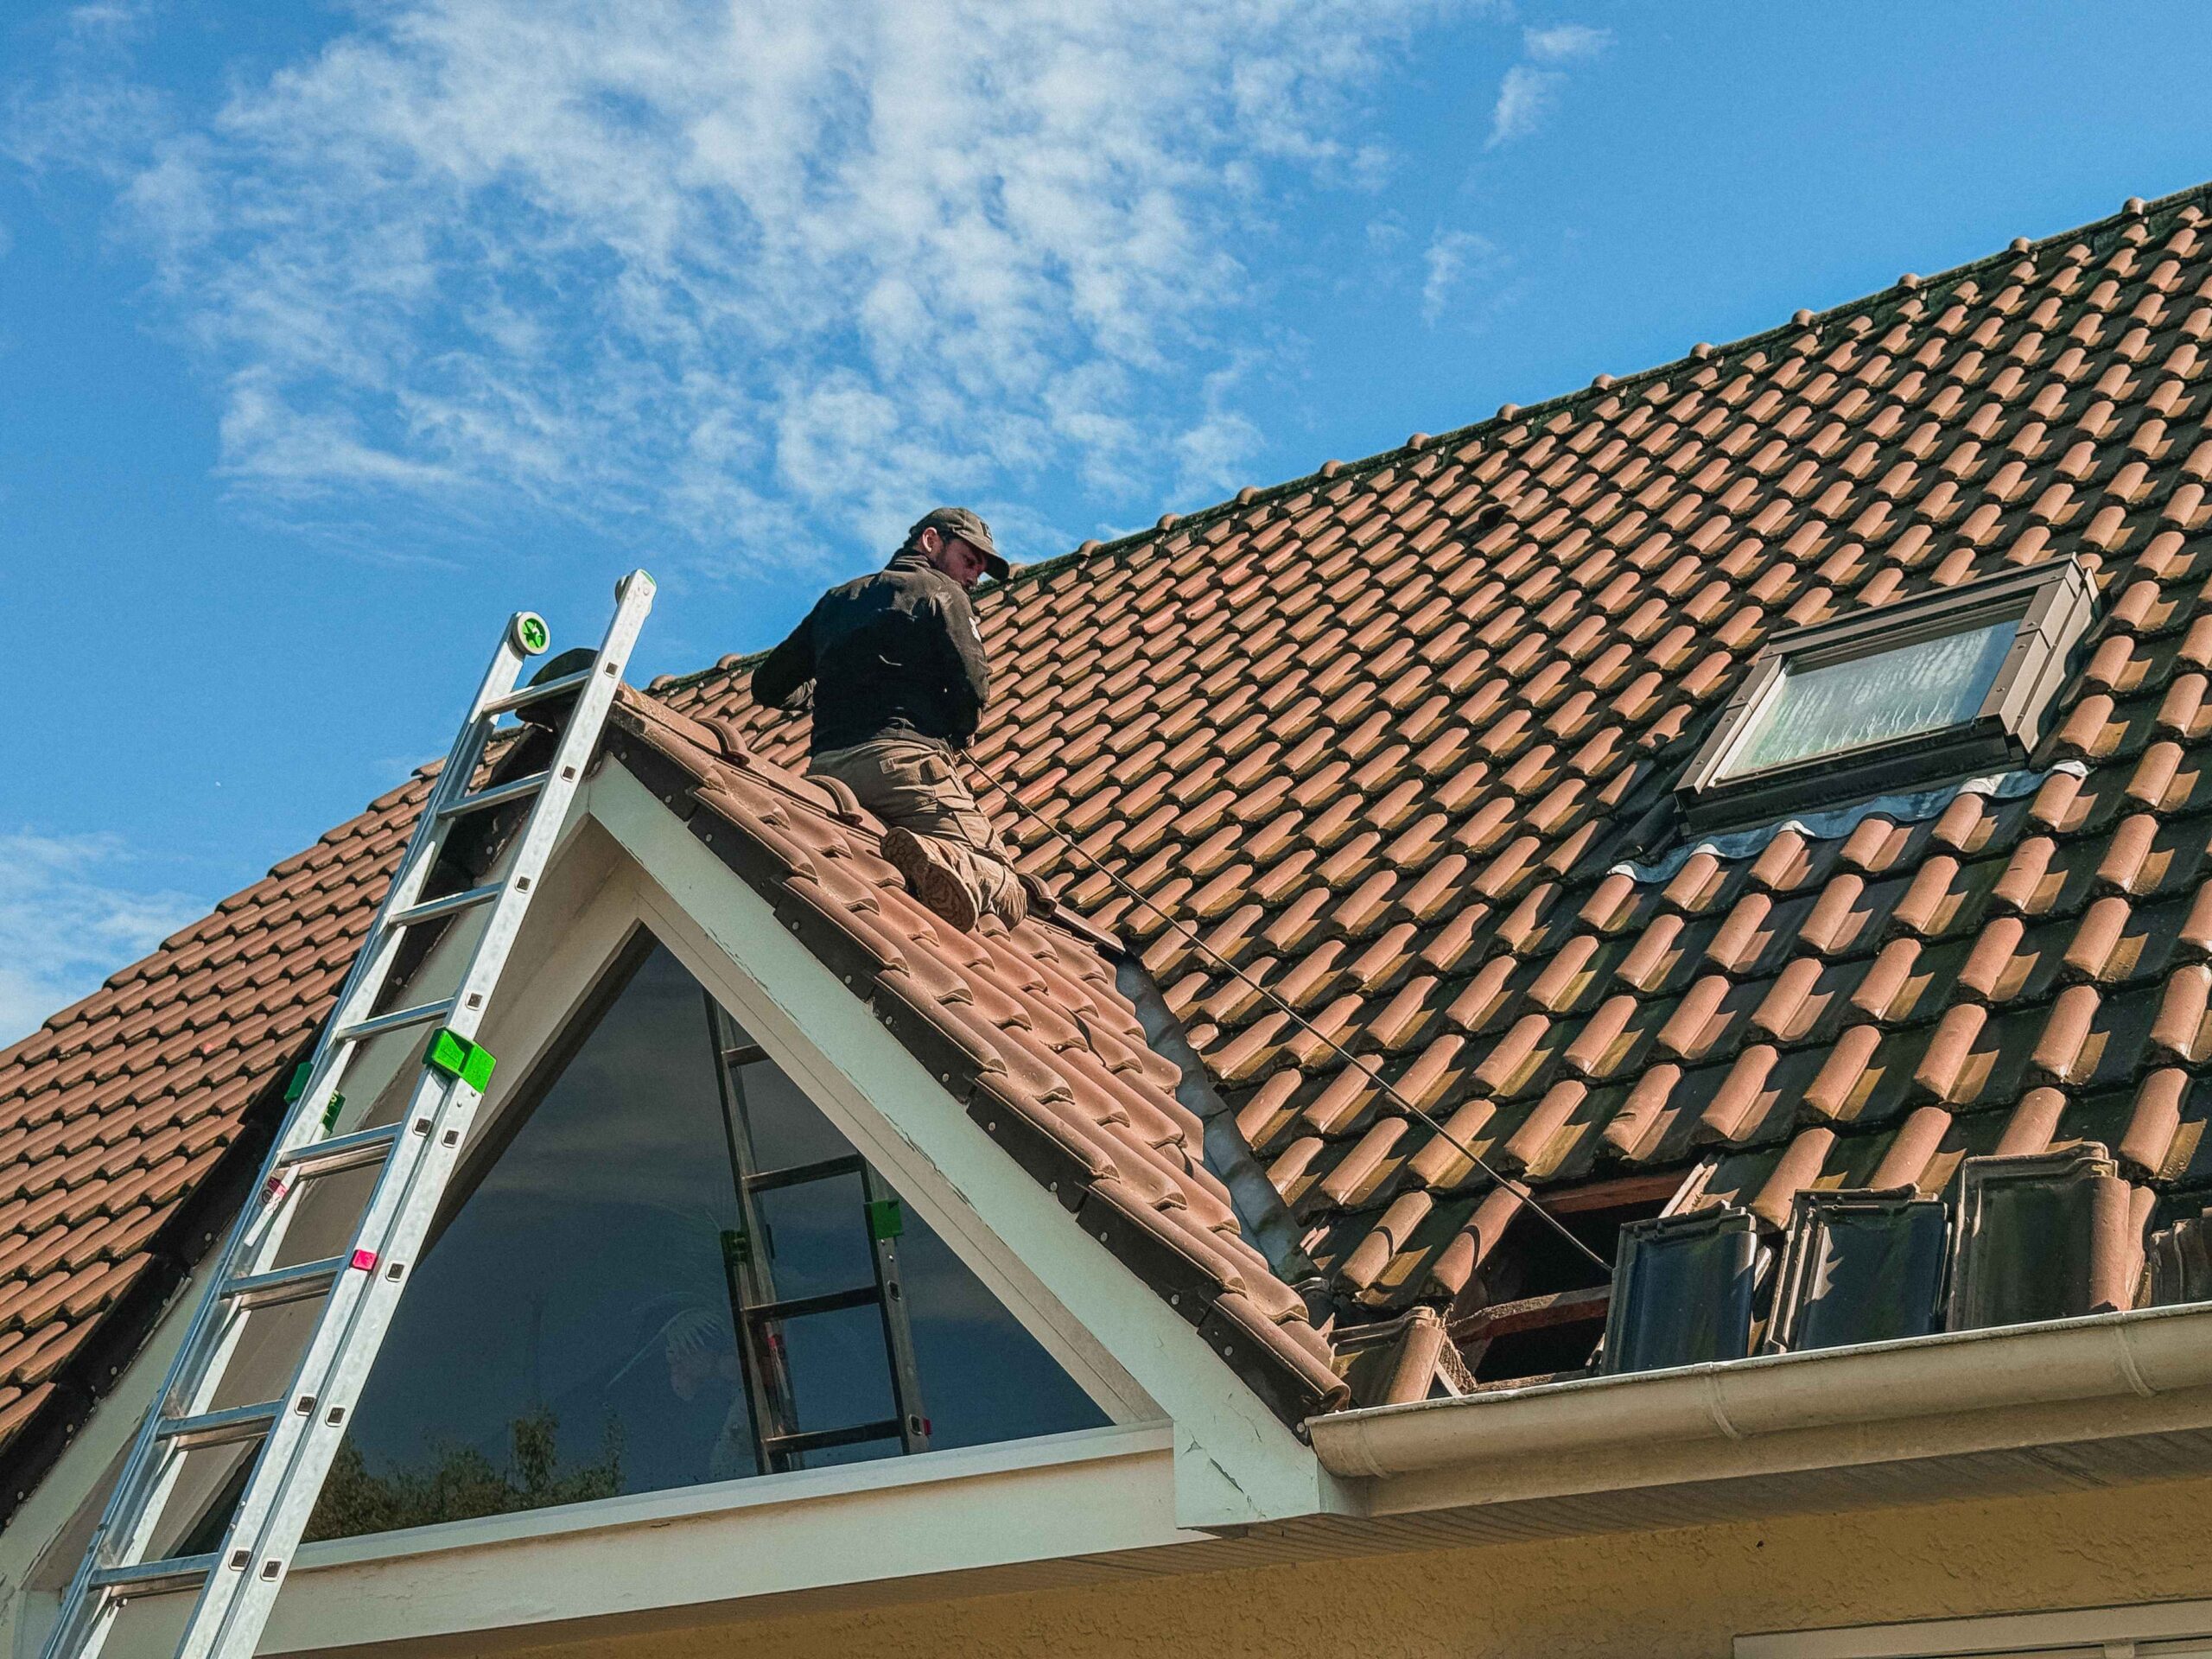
left=1675, top=558, right=2097, bottom=831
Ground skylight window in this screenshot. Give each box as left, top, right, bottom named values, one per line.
left=1677, top=559, right=2096, bottom=830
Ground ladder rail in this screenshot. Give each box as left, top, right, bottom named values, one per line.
left=861, top=1165, right=931, bottom=1457
left=703, top=999, right=802, bottom=1476
left=180, top=575, right=655, bottom=1659
left=45, top=618, right=538, bottom=1656
left=68, top=613, right=555, bottom=1589
left=266, top=614, right=535, bottom=1147
left=39, top=575, right=656, bottom=1659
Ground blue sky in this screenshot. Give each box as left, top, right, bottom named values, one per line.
left=3, top=0, right=2210, bottom=1040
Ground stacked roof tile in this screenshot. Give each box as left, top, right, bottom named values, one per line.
left=1, top=181, right=2209, bottom=1497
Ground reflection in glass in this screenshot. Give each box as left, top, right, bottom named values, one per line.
left=308, top=937, right=1104, bottom=1541
left=1719, top=618, right=2017, bottom=779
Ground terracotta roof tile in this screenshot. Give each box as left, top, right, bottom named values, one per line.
left=601, top=695, right=1345, bottom=1421
left=12, top=181, right=2212, bottom=1487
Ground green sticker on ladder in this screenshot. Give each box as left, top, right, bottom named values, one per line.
left=866, top=1198, right=904, bottom=1241
left=426, top=1028, right=497, bottom=1092
left=283, top=1062, right=313, bottom=1103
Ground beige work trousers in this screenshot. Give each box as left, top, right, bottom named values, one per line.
left=810, top=738, right=1027, bottom=927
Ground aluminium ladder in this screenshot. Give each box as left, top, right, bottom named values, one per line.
left=42, top=570, right=658, bottom=1659
left=704, top=1001, right=929, bottom=1472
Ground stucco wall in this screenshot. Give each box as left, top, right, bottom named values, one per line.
left=539, top=1475, right=2212, bottom=1659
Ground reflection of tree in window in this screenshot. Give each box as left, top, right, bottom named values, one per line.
left=309, top=937, right=1103, bottom=1541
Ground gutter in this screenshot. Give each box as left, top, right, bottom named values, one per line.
left=1307, top=1302, right=2212, bottom=1500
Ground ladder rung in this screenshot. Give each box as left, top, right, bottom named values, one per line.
left=155, top=1401, right=281, bottom=1452
left=274, top=1122, right=402, bottom=1180
left=763, top=1419, right=903, bottom=1458
left=437, top=770, right=550, bottom=822
left=746, top=1153, right=863, bottom=1193
left=90, top=1553, right=219, bottom=1598
left=481, top=670, right=592, bottom=715
left=386, top=883, right=503, bottom=930
left=746, top=1284, right=880, bottom=1323
left=223, top=1256, right=345, bottom=1311
left=334, top=998, right=456, bottom=1046
left=721, top=1043, right=768, bottom=1067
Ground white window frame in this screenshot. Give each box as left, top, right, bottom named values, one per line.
left=1738, top=1595, right=2212, bottom=1659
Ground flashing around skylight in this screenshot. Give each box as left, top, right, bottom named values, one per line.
left=1614, top=761, right=2074, bottom=887
left=1676, top=558, right=2097, bottom=833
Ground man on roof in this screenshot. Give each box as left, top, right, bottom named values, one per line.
left=752, top=506, right=1027, bottom=932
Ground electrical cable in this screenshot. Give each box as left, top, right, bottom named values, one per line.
left=962, top=751, right=1613, bottom=1279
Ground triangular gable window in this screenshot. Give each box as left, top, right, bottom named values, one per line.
left=306, top=935, right=1104, bottom=1541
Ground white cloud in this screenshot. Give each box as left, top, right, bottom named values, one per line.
left=1488, top=65, right=1563, bottom=148
left=0, top=831, right=203, bottom=1047
left=1522, top=22, right=1612, bottom=63
left=1421, top=226, right=1501, bottom=324
left=1487, top=21, right=1611, bottom=149
left=12, top=0, right=1463, bottom=568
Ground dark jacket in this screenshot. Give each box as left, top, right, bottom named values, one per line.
left=751, top=550, right=992, bottom=754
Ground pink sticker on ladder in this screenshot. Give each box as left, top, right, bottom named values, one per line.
left=350, top=1249, right=378, bottom=1271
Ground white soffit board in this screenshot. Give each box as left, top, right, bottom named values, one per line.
left=262, top=1423, right=1194, bottom=1656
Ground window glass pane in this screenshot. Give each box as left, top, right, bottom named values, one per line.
left=753, top=1174, right=874, bottom=1302
left=734, top=1058, right=849, bottom=1172
left=780, top=1303, right=899, bottom=1449
left=308, top=937, right=1107, bottom=1542
left=310, top=944, right=756, bottom=1540
left=1720, top=617, right=2017, bottom=779
left=723, top=1042, right=1110, bottom=1465
left=899, top=1204, right=1110, bottom=1452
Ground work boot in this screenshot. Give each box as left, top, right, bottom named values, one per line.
left=976, top=859, right=1029, bottom=930
left=880, top=827, right=982, bottom=932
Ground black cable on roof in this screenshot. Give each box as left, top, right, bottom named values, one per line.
left=963, top=750, right=1613, bottom=1280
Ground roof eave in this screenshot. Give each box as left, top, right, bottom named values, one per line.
left=1306, top=1300, right=2212, bottom=1525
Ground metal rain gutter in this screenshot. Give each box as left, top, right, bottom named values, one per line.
left=1306, top=1300, right=2212, bottom=1492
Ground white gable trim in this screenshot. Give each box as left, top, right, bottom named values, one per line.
left=584, top=760, right=1346, bottom=1530
left=3, top=770, right=1340, bottom=1657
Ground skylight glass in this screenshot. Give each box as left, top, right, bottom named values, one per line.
left=1717, top=617, right=2017, bottom=779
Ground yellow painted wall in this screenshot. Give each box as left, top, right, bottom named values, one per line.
left=537, top=1475, right=2212, bottom=1659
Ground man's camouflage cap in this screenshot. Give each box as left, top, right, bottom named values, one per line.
left=910, top=506, right=1010, bottom=581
